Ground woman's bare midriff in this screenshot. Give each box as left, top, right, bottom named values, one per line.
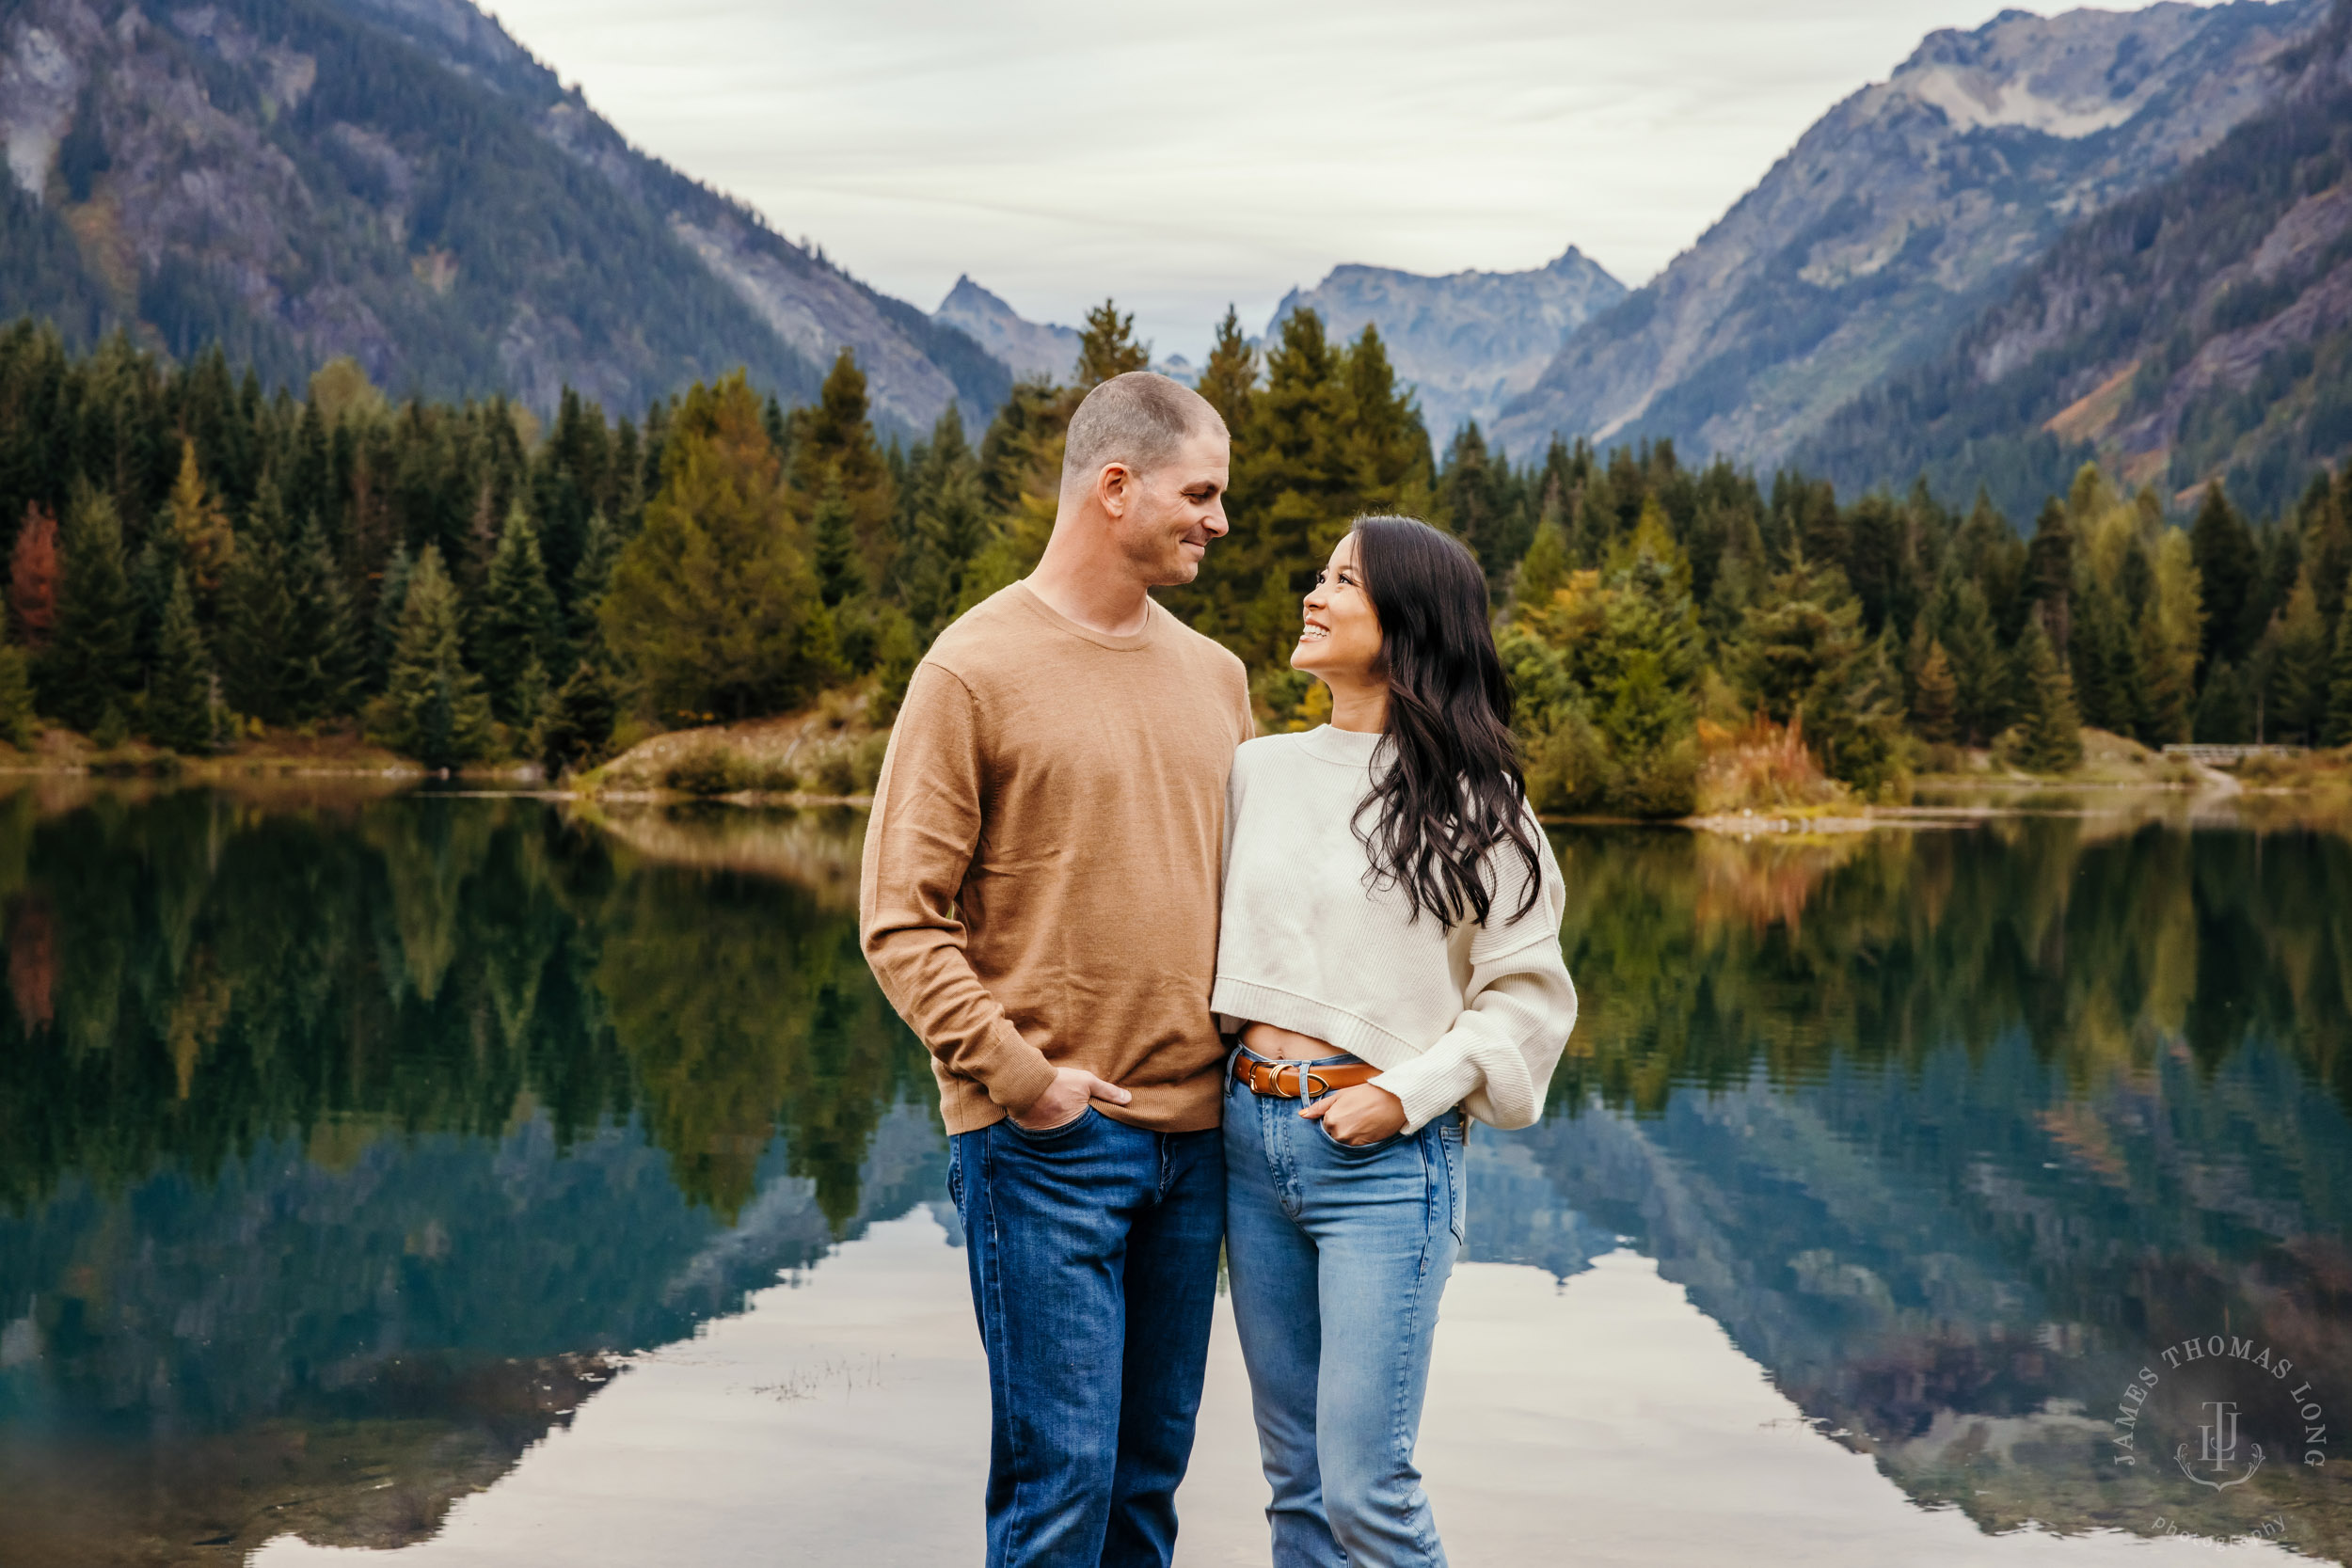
left=1241, top=1022, right=1338, bottom=1060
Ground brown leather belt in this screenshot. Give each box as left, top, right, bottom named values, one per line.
left=1231, top=1053, right=1381, bottom=1099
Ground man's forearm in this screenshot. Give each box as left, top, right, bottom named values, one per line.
left=860, top=926, right=1058, bottom=1111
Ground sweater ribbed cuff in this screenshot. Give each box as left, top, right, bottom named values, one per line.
left=1367, top=1050, right=1482, bottom=1134
left=978, top=1018, right=1059, bottom=1116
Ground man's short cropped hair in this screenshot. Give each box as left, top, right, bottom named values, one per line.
left=1060, top=372, right=1224, bottom=491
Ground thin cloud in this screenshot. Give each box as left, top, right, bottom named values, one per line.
left=488, top=0, right=2202, bottom=359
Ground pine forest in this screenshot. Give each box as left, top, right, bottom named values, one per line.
left=2, top=300, right=2348, bottom=816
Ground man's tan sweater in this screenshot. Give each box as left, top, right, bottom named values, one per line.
left=858, top=582, right=1253, bottom=1134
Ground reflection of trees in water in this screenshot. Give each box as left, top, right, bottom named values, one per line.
left=0, top=789, right=940, bottom=1561
left=593, top=864, right=928, bottom=1224
left=1552, top=820, right=2352, bottom=1117
left=1526, top=817, right=2352, bottom=1555
left=0, top=791, right=927, bottom=1223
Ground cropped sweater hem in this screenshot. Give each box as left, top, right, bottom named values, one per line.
left=1211, top=726, right=1578, bottom=1134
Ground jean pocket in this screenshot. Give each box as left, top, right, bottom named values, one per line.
left=946, top=1137, right=965, bottom=1208
left=1001, top=1105, right=1094, bottom=1142
left=1314, top=1112, right=1404, bottom=1155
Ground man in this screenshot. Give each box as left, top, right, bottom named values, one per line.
left=859, top=371, right=1252, bottom=1567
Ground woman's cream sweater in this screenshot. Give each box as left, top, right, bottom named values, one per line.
left=1211, top=725, right=1578, bottom=1133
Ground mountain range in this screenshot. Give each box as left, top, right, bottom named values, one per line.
left=930, top=274, right=1197, bottom=388
left=1792, top=3, right=2352, bottom=523
left=1491, top=0, right=2327, bottom=468
left=1267, top=247, right=1626, bottom=445
left=2, top=0, right=2345, bottom=516
left=0, top=0, right=1004, bottom=434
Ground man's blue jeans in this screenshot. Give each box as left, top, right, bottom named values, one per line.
left=948, top=1107, right=1225, bottom=1567
left=1223, top=1047, right=1466, bottom=1568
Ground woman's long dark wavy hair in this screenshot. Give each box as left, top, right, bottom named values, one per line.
left=1344, top=515, right=1543, bottom=927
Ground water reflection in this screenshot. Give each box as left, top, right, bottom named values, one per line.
left=1541, top=819, right=2352, bottom=1559
left=0, top=793, right=2346, bottom=1562
left=0, top=792, right=937, bottom=1563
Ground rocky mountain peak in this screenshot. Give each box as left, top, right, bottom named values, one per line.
left=1885, top=3, right=2231, bottom=138
left=932, top=277, right=1082, bottom=385
left=1270, top=246, right=1626, bottom=444
left=1494, top=0, right=2324, bottom=465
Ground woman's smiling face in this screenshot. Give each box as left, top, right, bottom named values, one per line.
left=1293, top=531, right=1383, bottom=683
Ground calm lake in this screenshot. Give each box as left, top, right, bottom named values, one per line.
left=3, top=784, right=2349, bottom=1566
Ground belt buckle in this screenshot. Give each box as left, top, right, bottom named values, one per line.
left=1279, top=1062, right=1328, bottom=1100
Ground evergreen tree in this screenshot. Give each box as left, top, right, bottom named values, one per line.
left=1515, top=501, right=1704, bottom=813
left=1210, top=309, right=1352, bottom=664
left=541, top=659, right=617, bottom=776
left=788, top=351, right=897, bottom=595
left=603, top=372, right=834, bottom=721
left=568, top=511, right=623, bottom=656
left=8, top=502, right=57, bottom=652
left=2136, top=607, right=2191, bottom=745
left=373, top=545, right=494, bottom=768
left=369, top=544, right=413, bottom=694
left=811, top=478, right=860, bottom=608
left=2014, top=618, right=2083, bottom=772
left=1438, top=422, right=1504, bottom=571
left=283, top=514, right=359, bottom=721
left=2190, top=483, right=2259, bottom=671
left=0, top=602, right=37, bottom=750
left=2324, top=608, right=2352, bottom=748
left=1841, top=493, right=1908, bottom=637
left=1733, top=553, right=1906, bottom=790
left=1338, top=325, right=1436, bottom=525
left=219, top=527, right=294, bottom=724
left=868, top=606, right=922, bottom=723
left=1937, top=577, right=2006, bottom=744
left=92, top=702, right=127, bottom=751
left=164, top=437, right=236, bottom=606
left=1075, top=299, right=1151, bottom=388
left=476, top=505, right=564, bottom=722
left=2266, top=571, right=2328, bottom=745
left=533, top=385, right=614, bottom=599
left=905, top=463, right=990, bottom=637
left=1195, top=306, right=1257, bottom=433
left=512, top=655, right=551, bottom=754
left=44, top=484, right=137, bottom=732
left=1514, top=502, right=1571, bottom=613
left=1951, top=488, right=2029, bottom=644
left=147, top=569, right=217, bottom=754
left=2137, top=527, right=2205, bottom=746
left=1914, top=639, right=1958, bottom=746
left=2193, top=658, right=2252, bottom=744
left=2069, top=582, right=2137, bottom=736
left=2025, top=498, right=2073, bottom=655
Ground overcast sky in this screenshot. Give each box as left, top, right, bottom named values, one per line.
left=485, top=0, right=2201, bottom=361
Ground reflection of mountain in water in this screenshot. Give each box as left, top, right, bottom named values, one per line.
left=1, top=1101, right=945, bottom=1562
left=1479, top=817, right=2352, bottom=1558
left=6, top=793, right=2352, bottom=1560
left=0, top=790, right=935, bottom=1562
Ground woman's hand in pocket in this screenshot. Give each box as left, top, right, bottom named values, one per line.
left=1301, top=1084, right=1406, bottom=1145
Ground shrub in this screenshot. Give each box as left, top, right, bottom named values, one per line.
left=1694, top=713, right=1844, bottom=815
left=663, top=744, right=748, bottom=796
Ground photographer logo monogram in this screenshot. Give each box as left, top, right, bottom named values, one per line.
left=2113, top=1332, right=2328, bottom=1497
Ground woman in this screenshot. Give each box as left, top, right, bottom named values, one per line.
left=1215, top=515, right=1577, bottom=1568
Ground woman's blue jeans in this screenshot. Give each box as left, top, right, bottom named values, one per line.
left=1223, top=1045, right=1466, bottom=1568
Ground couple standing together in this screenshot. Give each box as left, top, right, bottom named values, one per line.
left=859, top=371, right=1577, bottom=1567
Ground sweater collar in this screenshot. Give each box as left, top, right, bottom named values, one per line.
left=1009, top=581, right=1161, bottom=652
left=1296, top=724, right=1388, bottom=768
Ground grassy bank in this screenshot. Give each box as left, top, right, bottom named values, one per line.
left=580, top=689, right=889, bottom=804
